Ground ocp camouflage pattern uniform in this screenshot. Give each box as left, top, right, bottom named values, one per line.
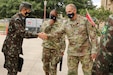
left=47, top=15, right=97, bottom=75
left=2, top=13, right=38, bottom=75
left=41, top=20, right=66, bottom=75
left=92, top=15, right=113, bottom=75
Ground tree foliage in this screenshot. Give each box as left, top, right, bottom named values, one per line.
left=79, top=7, right=112, bottom=23
left=0, top=0, right=93, bottom=18
left=0, top=0, right=112, bottom=22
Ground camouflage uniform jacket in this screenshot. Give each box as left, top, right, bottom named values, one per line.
left=41, top=20, right=66, bottom=53
left=48, top=15, right=97, bottom=56
left=2, top=13, right=38, bottom=57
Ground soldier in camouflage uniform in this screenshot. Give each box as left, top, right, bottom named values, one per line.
left=39, top=4, right=97, bottom=75
left=1, top=2, right=38, bottom=75
left=92, top=15, right=113, bottom=75
left=40, top=9, right=66, bottom=75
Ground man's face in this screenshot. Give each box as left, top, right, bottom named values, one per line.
left=24, top=8, right=31, bottom=17
left=21, top=8, right=31, bottom=17
left=26, top=9, right=31, bottom=13
left=49, top=14, right=56, bottom=25
left=66, top=6, right=76, bottom=19
left=49, top=10, right=57, bottom=25
left=66, top=6, right=74, bottom=14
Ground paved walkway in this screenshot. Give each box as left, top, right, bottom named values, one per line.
left=0, top=35, right=83, bottom=75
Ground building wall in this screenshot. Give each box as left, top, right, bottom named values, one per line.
left=101, top=0, right=113, bottom=12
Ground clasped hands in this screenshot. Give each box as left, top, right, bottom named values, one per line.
left=38, top=32, right=48, bottom=40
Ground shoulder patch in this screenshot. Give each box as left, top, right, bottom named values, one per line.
left=15, top=17, right=21, bottom=21
left=12, top=14, right=21, bottom=21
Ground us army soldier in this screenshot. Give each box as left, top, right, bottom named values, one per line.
left=40, top=9, right=66, bottom=75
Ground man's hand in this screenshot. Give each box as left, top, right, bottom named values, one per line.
left=91, top=53, right=97, bottom=61
left=38, top=32, right=48, bottom=40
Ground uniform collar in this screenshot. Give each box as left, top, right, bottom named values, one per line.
left=18, top=12, right=26, bottom=20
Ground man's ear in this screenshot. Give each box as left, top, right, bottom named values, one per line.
left=74, top=9, right=76, bottom=14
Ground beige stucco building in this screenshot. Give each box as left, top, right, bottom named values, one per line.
left=101, top=0, right=113, bottom=12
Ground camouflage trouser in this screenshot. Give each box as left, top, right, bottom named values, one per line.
left=67, top=54, right=93, bottom=75
left=4, top=53, right=19, bottom=75
left=42, top=48, right=61, bottom=75
left=92, top=52, right=113, bottom=75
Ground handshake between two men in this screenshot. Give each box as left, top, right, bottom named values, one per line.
left=38, top=32, right=48, bottom=40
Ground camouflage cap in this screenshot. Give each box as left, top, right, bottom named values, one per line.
left=19, top=2, right=32, bottom=11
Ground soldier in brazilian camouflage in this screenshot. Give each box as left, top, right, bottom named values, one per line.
left=40, top=9, right=66, bottom=75
left=92, top=15, right=113, bottom=75
left=1, top=2, right=38, bottom=75
left=39, top=4, right=97, bottom=75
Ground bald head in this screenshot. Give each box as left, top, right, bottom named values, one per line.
left=50, top=9, right=58, bottom=17
left=49, top=9, right=58, bottom=25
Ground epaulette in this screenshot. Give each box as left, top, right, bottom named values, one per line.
left=15, top=17, right=21, bottom=21
left=11, top=13, right=21, bottom=21
left=15, top=18, right=20, bottom=21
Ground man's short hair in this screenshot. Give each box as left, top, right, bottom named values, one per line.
left=19, top=2, right=32, bottom=11
left=66, top=4, right=77, bottom=10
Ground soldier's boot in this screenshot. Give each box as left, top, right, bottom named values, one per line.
left=7, top=71, right=17, bottom=75
left=45, top=72, right=49, bottom=75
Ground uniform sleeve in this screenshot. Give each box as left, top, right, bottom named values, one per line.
left=47, top=23, right=65, bottom=39
left=14, top=19, right=38, bottom=38
left=87, top=21, right=98, bottom=54
left=60, top=34, right=66, bottom=53
left=40, top=21, right=47, bottom=32
left=40, top=21, right=51, bottom=33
